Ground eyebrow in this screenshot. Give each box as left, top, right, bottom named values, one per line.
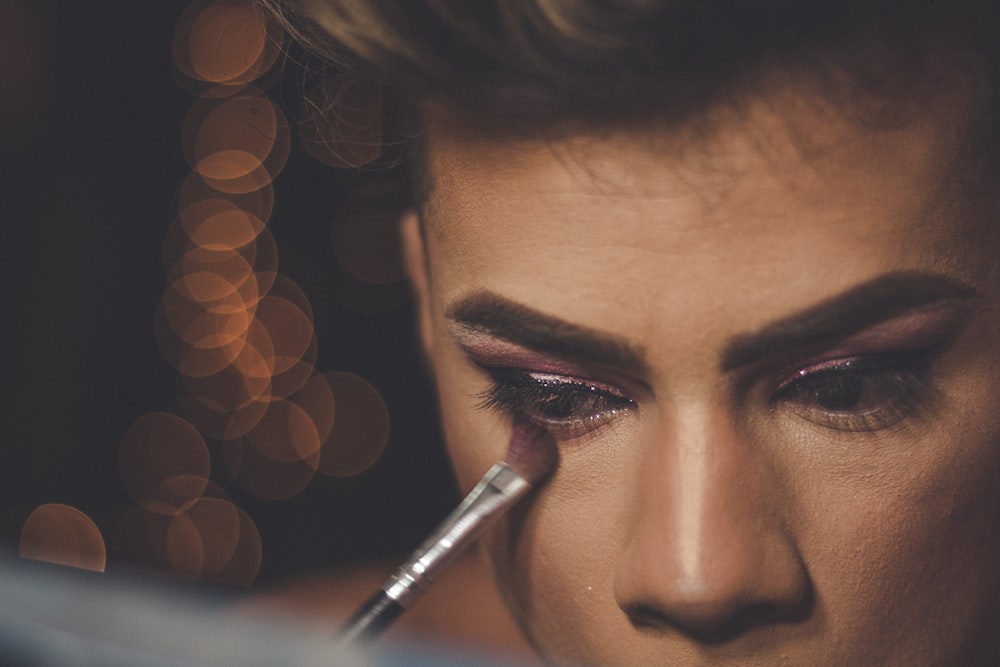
left=720, top=270, right=978, bottom=371
left=444, top=271, right=977, bottom=378
left=445, top=292, right=649, bottom=375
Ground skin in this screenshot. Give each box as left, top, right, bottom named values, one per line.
left=400, top=67, right=1000, bottom=665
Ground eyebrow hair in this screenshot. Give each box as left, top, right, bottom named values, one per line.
left=444, top=271, right=977, bottom=379
left=720, top=270, right=979, bottom=371
left=445, top=292, right=648, bottom=374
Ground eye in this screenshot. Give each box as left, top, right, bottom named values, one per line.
left=476, top=368, right=634, bottom=440
left=771, top=352, right=934, bottom=432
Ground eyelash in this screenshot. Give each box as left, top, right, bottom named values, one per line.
left=770, top=351, right=934, bottom=432
left=476, top=368, right=635, bottom=440
left=475, top=350, right=936, bottom=440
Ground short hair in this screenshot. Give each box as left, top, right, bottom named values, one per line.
left=265, top=1, right=999, bottom=118
left=259, top=0, right=1000, bottom=203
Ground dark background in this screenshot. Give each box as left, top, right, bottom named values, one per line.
left=0, top=0, right=456, bottom=586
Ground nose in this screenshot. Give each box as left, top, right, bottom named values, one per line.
left=613, top=403, right=810, bottom=643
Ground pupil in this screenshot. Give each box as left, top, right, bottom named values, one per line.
left=816, top=374, right=864, bottom=410
left=541, top=396, right=575, bottom=418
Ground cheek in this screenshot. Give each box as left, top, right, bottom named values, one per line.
left=480, top=433, right=641, bottom=662
left=803, top=404, right=1000, bottom=658
left=481, top=478, right=629, bottom=662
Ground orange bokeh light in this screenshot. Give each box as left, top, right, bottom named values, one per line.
left=119, top=413, right=211, bottom=513
left=111, top=478, right=258, bottom=583
left=210, top=505, right=262, bottom=586
left=299, top=74, right=384, bottom=169
left=199, top=156, right=276, bottom=195
left=224, top=435, right=319, bottom=500
left=20, top=504, right=107, bottom=572
left=188, top=1, right=268, bottom=84
left=175, top=244, right=258, bottom=297
left=179, top=198, right=265, bottom=251
left=156, top=311, right=249, bottom=380
left=290, top=372, right=336, bottom=444
left=147, top=473, right=214, bottom=516
left=266, top=273, right=316, bottom=320
left=177, top=391, right=270, bottom=441
left=316, top=372, right=391, bottom=478
left=177, top=170, right=274, bottom=235
left=183, top=90, right=291, bottom=192
left=177, top=341, right=274, bottom=410
left=268, top=335, right=318, bottom=400
left=172, top=0, right=283, bottom=94
left=196, top=149, right=262, bottom=182
left=167, top=496, right=242, bottom=576
left=252, top=296, right=315, bottom=375
left=242, top=398, right=322, bottom=463
left=148, top=0, right=398, bottom=583
left=161, top=280, right=254, bottom=342
left=162, top=224, right=279, bottom=311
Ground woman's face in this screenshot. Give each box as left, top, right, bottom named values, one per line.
left=402, top=74, right=1000, bottom=665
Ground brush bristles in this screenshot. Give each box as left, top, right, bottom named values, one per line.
left=503, top=415, right=558, bottom=484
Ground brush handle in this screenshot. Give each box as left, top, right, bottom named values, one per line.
left=338, top=590, right=404, bottom=646
left=337, top=463, right=530, bottom=645
left=399, top=463, right=528, bottom=587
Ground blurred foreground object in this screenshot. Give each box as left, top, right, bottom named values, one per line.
left=244, top=552, right=542, bottom=664
left=0, top=557, right=526, bottom=667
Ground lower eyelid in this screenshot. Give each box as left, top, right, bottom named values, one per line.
left=540, top=404, right=633, bottom=440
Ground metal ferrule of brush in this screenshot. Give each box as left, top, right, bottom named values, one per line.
left=384, top=462, right=530, bottom=609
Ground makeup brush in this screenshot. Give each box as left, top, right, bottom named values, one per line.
left=337, top=416, right=558, bottom=646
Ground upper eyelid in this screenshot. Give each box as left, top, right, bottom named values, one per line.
left=773, top=355, right=889, bottom=393
left=768, top=345, right=937, bottom=391
left=464, top=350, right=650, bottom=402
left=763, top=308, right=964, bottom=381
left=516, top=371, right=631, bottom=398
left=480, top=369, right=635, bottom=411
left=482, top=367, right=627, bottom=401
left=452, top=333, right=655, bottom=395
left=783, top=350, right=933, bottom=384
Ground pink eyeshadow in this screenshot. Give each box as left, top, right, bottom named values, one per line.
left=450, top=328, right=592, bottom=378
left=794, top=305, right=967, bottom=367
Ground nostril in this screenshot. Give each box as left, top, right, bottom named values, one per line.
left=622, top=600, right=781, bottom=644
left=622, top=603, right=673, bottom=632
left=621, top=581, right=814, bottom=645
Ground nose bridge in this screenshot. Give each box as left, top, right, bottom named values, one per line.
left=671, top=402, right=733, bottom=584
left=671, top=401, right=764, bottom=584
left=615, top=398, right=808, bottom=639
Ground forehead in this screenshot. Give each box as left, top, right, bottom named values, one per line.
left=420, top=67, right=980, bottom=250
left=416, top=69, right=998, bottom=351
